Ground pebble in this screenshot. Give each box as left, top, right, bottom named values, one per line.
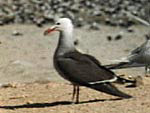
left=12, top=30, right=23, bottom=36
left=89, top=22, right=100, bottom=30
left=0, top=0, right=149, bottom=29
left=0, top=83, right=18, bottom=88
left=115, top=34, right=122, bottom=40
left=107, top=35, right=112, bottom=41
left=127, top=27, right=134, bottom=32
left=26, top=101, right=34, bottom=104
left=0, top=21, right=4, bottom=26
left=74, top=39, right=79, bottom=46
left=115, top=31, right=124, bottom=40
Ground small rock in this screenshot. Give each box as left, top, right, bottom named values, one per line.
left=107, top=35, right=112, bottom=41
left=128, top=75, right=133, bottom=79
left=89, top=22, right=100, bottom=30
left=36, top=23, right=43, bottom=27
left=1, top=83, right=17, bottom=88
left=0, top=21, right=4, bottom=26
left=127, top=27, right=134, bottom=32
left=115, top=34, right=122, bottom=40
left=26, top=100, right=34, bottom=104
left=74, top=39, right=79, bottom=46
left=115, top=31, right=124, bottom=40
left=105, top=18, right=111, bottom=24
left=118, top=19, right=126, bottom=26
left=119, top=74, right=125, bottom=77
left=12, top=30, right=23, bottom=36
left=75, top=17, right=84, bottom=27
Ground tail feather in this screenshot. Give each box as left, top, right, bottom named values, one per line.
left=90, top=83, right=132, bottom=99
left=105, top=62, right=146, bottom=70
left=105, top=62, right=130, bottom=69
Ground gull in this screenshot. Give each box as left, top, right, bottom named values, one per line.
left=106, top=35, right=150, bottom=75
left=44, top=18, right=133, bottom=103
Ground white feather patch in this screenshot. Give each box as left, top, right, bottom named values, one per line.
left=89, top=76, right=117, bottom=85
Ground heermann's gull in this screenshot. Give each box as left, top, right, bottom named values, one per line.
left=44, top=18, right=133, bottom=103
left=106, top=35, right=150, bottom=75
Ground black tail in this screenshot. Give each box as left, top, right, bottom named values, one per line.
left=90, top=83, right=132, bottom=99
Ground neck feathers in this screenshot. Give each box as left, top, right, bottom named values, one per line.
left=55, top=29, right=75, bottom=56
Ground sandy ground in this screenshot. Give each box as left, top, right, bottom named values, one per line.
left=0, top=80, right=150, bottom=113
left=0, top=24, right=150, bottom=113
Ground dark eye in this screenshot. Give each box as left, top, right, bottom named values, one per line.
left=56, top=22, right=60, bottom=25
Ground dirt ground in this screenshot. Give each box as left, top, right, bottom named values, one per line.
left=0, top=24, right=150, bottom=113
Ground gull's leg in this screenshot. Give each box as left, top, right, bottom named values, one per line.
left=75, top=85, right=80, bottom=104
left=145, top=65, right=150, bottom=77
left=148, top=65, right=150, bottom=73
left=72, top=85, right=76, bottom=102
left=145, top=66, right=148, bottom=76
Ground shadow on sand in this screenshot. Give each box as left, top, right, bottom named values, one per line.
left=0, top=98, right=123, bottom=110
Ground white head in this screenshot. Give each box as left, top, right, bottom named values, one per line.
left=44, top=18, right=75, bottom=54
left=44, top=18, right=73, bottom=35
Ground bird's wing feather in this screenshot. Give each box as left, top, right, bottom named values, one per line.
left=83, top=54, right=102, bottom=66
left=56, top=52, right=132, bottom=98
left=56, top=51, right=116, bottom=85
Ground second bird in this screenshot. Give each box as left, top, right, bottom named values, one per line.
left=106, top=35, right=150, bottom=76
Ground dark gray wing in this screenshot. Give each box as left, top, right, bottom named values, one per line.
left=56, top=51, right=132, bottom=98
left=56, top=51, right=116, bottom=85
left=83, top=54, right=101, bottom=66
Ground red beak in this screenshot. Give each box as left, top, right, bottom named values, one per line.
left=44, top=27, right=57, bottom=36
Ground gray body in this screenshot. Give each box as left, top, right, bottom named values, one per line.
left=106, top=37, right=150, bottom=74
